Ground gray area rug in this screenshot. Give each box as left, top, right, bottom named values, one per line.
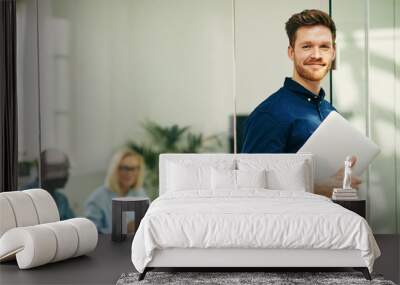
left=116, top=271, right=396, bottom=285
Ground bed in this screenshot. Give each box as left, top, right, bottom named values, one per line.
left=131, top=154, right=380, bottom=280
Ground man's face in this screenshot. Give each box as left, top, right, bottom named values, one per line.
left=288, top=25, right=336, bottom=82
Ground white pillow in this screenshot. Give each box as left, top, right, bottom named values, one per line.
left=167, top=162, right=211, bottom=191
left=166, top=159, right=235, bottom=191
left=237, top=169, right=267, bottom=189
left=266, top=162, right=307, bottom=191
left=211, top=169, right=267, bottom=190
left=211, top=168, right=236, bottom=190
left=238, top=159, right=309, bottom=191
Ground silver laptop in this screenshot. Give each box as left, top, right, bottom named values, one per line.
left=297, top=111, right=380, bottom=183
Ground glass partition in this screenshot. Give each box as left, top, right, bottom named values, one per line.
left=331, top=0, right=369, bottom=207
left=396, top=0, right=400, bottom=236
left=332, top=0, right=400, bottom=234
left=17, top=0, right=41, bottom=191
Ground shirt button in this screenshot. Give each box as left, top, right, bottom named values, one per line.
left=307, top=98, right=311, bottom=102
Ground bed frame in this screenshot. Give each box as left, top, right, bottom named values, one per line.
left=139, top=248, right=371, bottom=280
left=137, top=154, right=372, bottom=281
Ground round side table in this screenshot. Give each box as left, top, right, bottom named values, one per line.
left=112, top=197, right=150, bottom=242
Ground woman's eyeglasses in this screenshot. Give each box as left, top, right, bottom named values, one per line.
left=119, top=165, right=141, bottom=172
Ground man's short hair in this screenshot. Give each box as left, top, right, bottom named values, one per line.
left=285, top=9, right=336, bottom=47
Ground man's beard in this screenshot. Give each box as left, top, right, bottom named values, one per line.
left=294, top=57, right=331, bottom=82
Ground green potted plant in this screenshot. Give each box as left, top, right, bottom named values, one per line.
left=126, top=120, right=223, bottom=200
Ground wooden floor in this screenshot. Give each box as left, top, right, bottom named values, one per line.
left=0, top=234, right=398, bottom=285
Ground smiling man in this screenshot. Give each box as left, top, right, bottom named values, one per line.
left=241, top=9, right=361, bottom=196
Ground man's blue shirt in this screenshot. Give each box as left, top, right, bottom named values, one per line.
left=241, top=77, right=336, bottom=153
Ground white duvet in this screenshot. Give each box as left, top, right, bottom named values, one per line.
left=131, top=190, right=380, bottom=273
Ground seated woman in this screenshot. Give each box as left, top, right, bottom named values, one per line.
left=85, top=149, right=148, bottom=234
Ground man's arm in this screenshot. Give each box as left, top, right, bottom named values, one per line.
left=241, top=111, right=291, bottom=153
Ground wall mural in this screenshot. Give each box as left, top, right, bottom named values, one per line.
left=16, top=0, right=399, bottom=234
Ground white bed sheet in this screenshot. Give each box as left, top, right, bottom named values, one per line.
left=131, top=189, right=380, bottom=273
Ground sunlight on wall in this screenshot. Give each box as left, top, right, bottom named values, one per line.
left=333, top=0, right=399, bottom=234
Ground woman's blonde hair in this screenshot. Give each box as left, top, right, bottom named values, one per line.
left=105, top=149, right=145, bottom=195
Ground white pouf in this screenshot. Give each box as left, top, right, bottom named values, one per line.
left=67, top=218, right=98, bottom=257
left=42, top=221, right=79, bottom=262
left=23, top=189, right=60, bottom=224
left=0, top=189, right=98, bottom=269
left=0, top=219, right=98, bottom=269
left=0, top=192, right=39, bottom=227
left=0, top=196, right=17, bottom=237
left=0, top=226, right=57, bottom=269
